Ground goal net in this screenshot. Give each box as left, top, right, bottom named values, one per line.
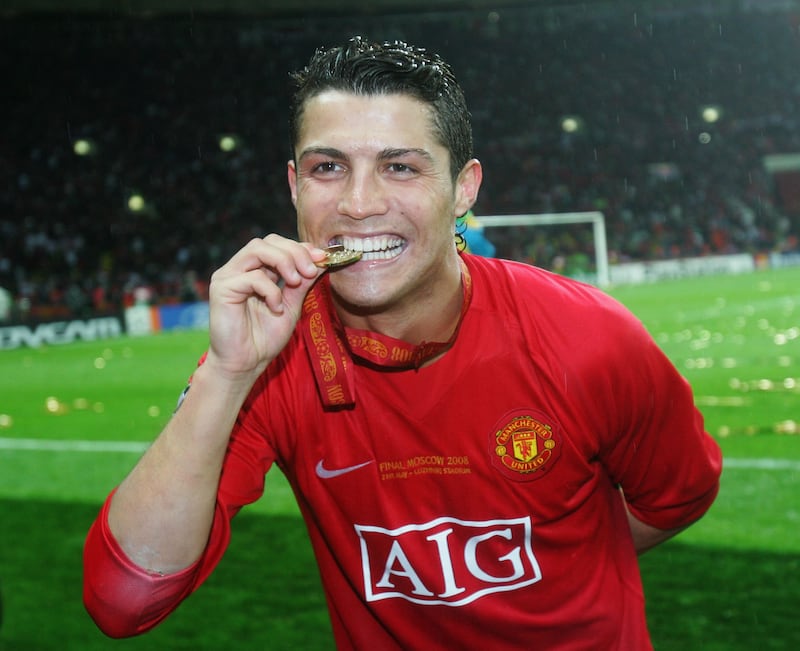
left=472, top=212, right=610, bottom=288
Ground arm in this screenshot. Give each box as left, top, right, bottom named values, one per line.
left=612, top=389, right=720, bottom=557
left=84, top=235, right=327, bottom=634
left=627, top=514, right=686, bottom=555
left=623, top=491, right=688, bottom=554
left=591, top=299, right=722, bottom=555
left=106, top=360, right=253, bottom=573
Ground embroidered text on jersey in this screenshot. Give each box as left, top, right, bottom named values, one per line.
left=315, top=459, right=374, bottom=479
left=355, top=516, right=541, bottom=606
left=490, top=409, right=563, bottom=482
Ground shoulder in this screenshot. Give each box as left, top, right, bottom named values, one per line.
left=465, top=252, right=596, bottom=295
left=463, top=253, right=636, bottom=327
left=461, top=253, right=659, bottom=373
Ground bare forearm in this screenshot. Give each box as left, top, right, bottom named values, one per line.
left=107, top=363, right=256, bottom=574
left=617, top=486, right=689, bottom=554
left=625, top=508, right=688, bottom=555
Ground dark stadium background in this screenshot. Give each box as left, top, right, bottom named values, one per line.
left=2, top=0, right=799, bottom=320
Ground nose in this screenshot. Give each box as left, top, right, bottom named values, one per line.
left=337, top=169, right=388, bottom=220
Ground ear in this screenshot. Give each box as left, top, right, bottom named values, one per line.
left=453, top=158, right=483, bottom=218
left=287, top=159, right=298, bottom=207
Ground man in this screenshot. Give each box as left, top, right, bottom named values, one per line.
left=83, top=37, right=722, bottom=649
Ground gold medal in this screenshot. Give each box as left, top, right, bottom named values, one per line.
left=318, top=244, right=363, bottom=269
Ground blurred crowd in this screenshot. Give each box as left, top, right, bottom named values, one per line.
left=2, top=3, right=799, bottom=321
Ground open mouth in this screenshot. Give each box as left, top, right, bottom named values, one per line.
left=333, top=235, right=405, bottom=262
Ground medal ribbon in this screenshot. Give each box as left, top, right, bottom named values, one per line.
left=301, top=259, right=473, bottom=408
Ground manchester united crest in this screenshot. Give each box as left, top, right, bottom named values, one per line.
left=490, top=409, right=562, bottom=482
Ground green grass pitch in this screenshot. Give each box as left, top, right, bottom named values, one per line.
left=0, top=266, right=798, bottom=650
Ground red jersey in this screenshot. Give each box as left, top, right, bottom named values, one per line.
left=84, top=254, right=721, bottom=649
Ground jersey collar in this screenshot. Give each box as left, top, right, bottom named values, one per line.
left=301, top=257, right=473, bottom=408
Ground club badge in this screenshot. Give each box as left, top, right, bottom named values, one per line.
left=490, top=409, right=562, bottom=482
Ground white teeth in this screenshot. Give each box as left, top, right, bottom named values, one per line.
left=341, top=236, right=403, bottom=255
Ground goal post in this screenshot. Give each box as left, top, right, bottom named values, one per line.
left=475, top=212, right=610, bottom=288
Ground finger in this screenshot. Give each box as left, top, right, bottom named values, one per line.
left=268, top=239, right=327, bottom=283
left=213, top=268, right=286, bottom=314
left=222, top=236, right=323, bottom=285
left=300, top=242, right=331, bottom=269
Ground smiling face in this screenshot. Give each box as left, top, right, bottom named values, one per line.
left=288, top=90, right=481, bottom=330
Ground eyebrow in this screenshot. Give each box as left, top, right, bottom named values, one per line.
left=297, top=146, right=435, bottom=164
left=297, top=146, right=346, bottom=163
left=379, top=148, right=435, bottom=164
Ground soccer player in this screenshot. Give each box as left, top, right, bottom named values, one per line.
left=83, top=37, right=722, bottom=649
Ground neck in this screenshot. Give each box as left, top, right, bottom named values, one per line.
left=299, top=258, right=472, bottom=406
left=332, top=257, right=464, bottom=345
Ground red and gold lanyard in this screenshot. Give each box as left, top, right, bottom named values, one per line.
left=301, top=259, right=473, bottom=408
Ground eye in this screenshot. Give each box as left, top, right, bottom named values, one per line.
left=313, top=161, right=342, bottom=174
left=386, top=162, right=416, bottom=175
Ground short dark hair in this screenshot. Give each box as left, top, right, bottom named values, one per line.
left=289, top=36, right=474, bottom=181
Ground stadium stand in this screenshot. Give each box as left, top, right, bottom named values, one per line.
left=1, top=4, right=799, bottom=320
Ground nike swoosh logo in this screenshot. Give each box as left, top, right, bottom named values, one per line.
left=315, top=459, right=374, bottom=479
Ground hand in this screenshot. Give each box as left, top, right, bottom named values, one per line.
left=204, top=234, right=327, bottom=381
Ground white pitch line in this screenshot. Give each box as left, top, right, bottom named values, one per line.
left=0, top=437, right=798, bottom=472
left=0, top=437, right=149, bottom=453
left=723, top=458, right=800, bottom=472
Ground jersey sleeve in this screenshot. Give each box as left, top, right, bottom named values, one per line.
left=82, top=490, right=232, bottom=638
left=83, top=375, right=277, bottom=638
left=491, top=258, right=721, bottom=533
left=595, top=307, right=722, bottom=531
